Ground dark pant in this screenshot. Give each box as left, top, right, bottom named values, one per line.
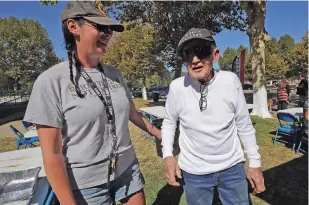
left=278, top=101, right=288, bottom=110
left=299, top=95, right=306, bottom=107
left=182, top=163, right=249, bottom=205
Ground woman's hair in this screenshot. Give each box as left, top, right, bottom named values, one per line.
left=62, top=19, right=84, bottom=98
left=278, top=82, right=286, bottom=91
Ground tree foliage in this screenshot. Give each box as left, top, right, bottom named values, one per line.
left=278, top=34, right=295, bottom=64
left=264, top=36, right=288, bottom=80
left=107, top=1, right=246, bottom=78
left=265, top=37, right=280, bottom=54
left=265, top=53, right=288, bottom=80
left=41, top=1, right=246, bottom=79
left=219, top=46, right=252, bottom=82
left=102, top=23, right=166, bottom=87
left=220, top=32, right=302, bottom=82
left=219, top=47, right=238, bottom=71
left=40, top=0, right=58, bottom=6
left=0, top=17, right=59, bottom=89
left=289, top=32, right=308, bottom=76
left=219, top=45, right=246, bottom=71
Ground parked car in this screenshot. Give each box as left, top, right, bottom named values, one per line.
left=132, top=88, right=142, bottom=98
left=289, top=83, right=296, bottom=91
left=159, top=89, right=169, bottom=99
left=147, top=86, right=169, bottom=99
left=266, top=80, right=279, bottom=92
left=243, top=83, right=253, bottom=90
left=147, top=87, right=159, bottom=98
left=266, top=80, right=280, bottom=86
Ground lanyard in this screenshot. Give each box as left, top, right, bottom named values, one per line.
left=77, top=62, right=118, bottom=185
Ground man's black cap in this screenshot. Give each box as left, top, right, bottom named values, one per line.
left=176, top=28, right=216, bottom=55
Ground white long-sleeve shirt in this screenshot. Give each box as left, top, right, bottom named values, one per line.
left=161, top=70, right=261, bottom=175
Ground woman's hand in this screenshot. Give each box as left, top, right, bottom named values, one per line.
left=129, top=101, right=162, bottom=140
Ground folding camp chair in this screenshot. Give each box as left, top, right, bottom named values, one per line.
left=274, top=112, right=300, bottom=150
left=22, top=121, right=34, bottom=131
left=10, top=125, right=39, bottom=150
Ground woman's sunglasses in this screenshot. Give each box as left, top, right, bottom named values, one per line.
left=78, top=18, right=113, bottom=36
left=181, top=45, right=213, bottom=62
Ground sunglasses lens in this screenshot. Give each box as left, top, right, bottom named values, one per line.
left=196, top=46, right=212, bottom=59
left=181, top=45, right=212, bottom=62
left=98, top=25, right=113, bottom=35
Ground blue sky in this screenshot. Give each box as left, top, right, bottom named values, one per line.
left=0, top=1, right=308, bottom=70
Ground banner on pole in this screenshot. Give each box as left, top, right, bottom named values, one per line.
left=231, top=49, right=245, bottom=85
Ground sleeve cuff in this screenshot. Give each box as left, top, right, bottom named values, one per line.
left=162, top=147, right=173, bottom=159
left=248, top=158, right=261, bottom=168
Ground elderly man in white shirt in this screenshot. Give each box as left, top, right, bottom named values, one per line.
left=161, top=28, right=265, bottom=205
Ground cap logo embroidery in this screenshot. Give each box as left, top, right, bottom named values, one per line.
left=95, top=1, right=107, bottom=17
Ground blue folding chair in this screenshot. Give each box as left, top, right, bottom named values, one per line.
left=10, top=125, right=39, bottom=150
left=274, top=112, right=300, bottom=150
left=22, top=121, right=34, bottom=130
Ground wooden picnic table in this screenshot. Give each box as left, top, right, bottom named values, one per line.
left=140, top=106, right=165, bottom=119
left=0, top=147, right=54, bottom=205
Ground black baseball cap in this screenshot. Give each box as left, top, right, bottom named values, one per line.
left=61, top=1, right=124, bottom=32
left=176, top=28, right=216, bottom=55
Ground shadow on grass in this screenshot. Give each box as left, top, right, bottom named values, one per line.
left=269, top=130, right=305, bottom=151
left=151, top=180, right=252, bottom=205
left=256, top=155, right=308, bottom=205
left=152, top=182, right=184, bottom=205
left=151, top=155, right=308, bottom=205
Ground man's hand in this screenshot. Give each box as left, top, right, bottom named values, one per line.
left=247, top=167, right=266, bottom=195
left=163, top=156, right=182, bottom=187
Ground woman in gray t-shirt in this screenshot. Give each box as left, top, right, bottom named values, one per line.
left=24, top=2, right=161, bottom=205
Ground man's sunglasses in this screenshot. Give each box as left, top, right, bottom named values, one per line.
left=181, top=45, right=213, bottom=62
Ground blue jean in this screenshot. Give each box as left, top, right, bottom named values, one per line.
left=72, top=161, right=145, bottom=205
left=182, top=162, right=249, bottom=205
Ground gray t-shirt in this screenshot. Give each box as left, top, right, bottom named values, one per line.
left=24, top=61, right=137, bottom=190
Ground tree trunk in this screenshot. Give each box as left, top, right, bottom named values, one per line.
left=241, top=1, right=272, bottom=118
left=142, top=77, right=148, bottom=100
left=173, top=60, right=183, bottom=80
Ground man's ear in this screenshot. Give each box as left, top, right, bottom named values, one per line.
left=212, top=48, right=220, bottom=64
left=184, top=62, right=190, bottom=70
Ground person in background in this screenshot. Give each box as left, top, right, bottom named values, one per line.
left=283, top=79, right=291, bottom=97
left=297, top=75, right=308, bottom=106
left=302, top=95, right=308, bottom=129
left=300, top=95, right=308, bottom=152
left=277, top=82, right=289, bottom=110
left=161, top=28, right=265, bottom=205
left=23, top=2, right=161, bottom=205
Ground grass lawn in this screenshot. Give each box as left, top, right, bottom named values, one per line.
left=0, top=98, right=307, bottom=205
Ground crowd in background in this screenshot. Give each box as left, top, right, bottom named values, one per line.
left=276, top=74, right=308, bottom=111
